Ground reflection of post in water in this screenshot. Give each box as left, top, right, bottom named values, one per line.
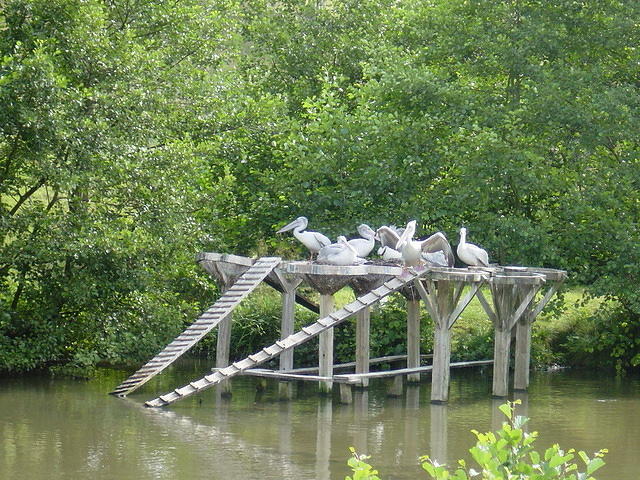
left=513, top=391, right=529, bottom=431
left=278, top=401, right=293, bottom=456
left=353, top=391, right=369, bottom=454
left=405, top=386, right=421, bottom=463
left=214, top=389, right=231, bottom=425
left=491, top=397, right=506, bottom=432
left=429, top=403, right=448, bottom=466
left=315, top=398, right=332, bottom=480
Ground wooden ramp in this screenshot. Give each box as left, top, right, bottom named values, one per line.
left=145, top=268, right=427, bottom=407
left=111, top=257, right=281, bottom=397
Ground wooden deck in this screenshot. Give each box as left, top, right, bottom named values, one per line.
left=111, top=253, right=566, bottom=408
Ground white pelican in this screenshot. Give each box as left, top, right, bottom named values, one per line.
left=375, top=225, right=405, bottom=261
left=348, top=224, right=376, bottom=258
left=395, top=220, right=455, bottom=267
left=277, top=216, right=331, bottom=259
left=377, top=245, right=403, bottom=261
left=457, top=227, right=489, bottom=267
left=317, top=236, right=361, bottom=266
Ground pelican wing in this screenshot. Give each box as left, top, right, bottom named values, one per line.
left=376, top=226, right=401, bottom=249
left=419, top=232, right=455, bottom=267
left=311, top=231, right=332, bottom=248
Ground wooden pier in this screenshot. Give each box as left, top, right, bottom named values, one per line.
left=111, top=253, right=565, bottom=407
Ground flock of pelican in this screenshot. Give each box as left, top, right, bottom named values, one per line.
left=276, top=217, right=490, bottom=268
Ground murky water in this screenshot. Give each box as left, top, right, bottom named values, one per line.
left=1, top=361, right=638, bottom=479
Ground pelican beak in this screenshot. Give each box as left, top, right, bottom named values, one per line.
left=277, top=219, right=299, bottom=234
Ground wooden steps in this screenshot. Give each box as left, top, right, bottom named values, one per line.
left=110, top=257, right=281, bottom=397
left=144, top=270, right=425, bottom=408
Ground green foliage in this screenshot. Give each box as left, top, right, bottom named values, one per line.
left=1, top=0, right=639, bottom=373
left=421, top=401, right=607, bottom=480
left=346, top=447, right=382, bottom=480
left=346, top=402, right=607, bottom=480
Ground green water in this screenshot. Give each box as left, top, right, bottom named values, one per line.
left=1, top=361, right=638, bottom=479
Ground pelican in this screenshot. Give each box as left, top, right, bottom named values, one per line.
left=317, top=236, right=361, bottom=266
left=395, top=220, right=455, bottom=267
left=375, top=225, right=405, bottom=261
left=377, top=245, right=403, bottom=261
left=348, top=224, right=376, bottom=258
left=276, top=216, right=331, bottom=259
left=457, top=227, right=489, bottom=267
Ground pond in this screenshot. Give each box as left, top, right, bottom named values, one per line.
left=1, top=361, right=638, bottom=479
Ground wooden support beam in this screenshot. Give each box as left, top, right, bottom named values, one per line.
left=407, top=299, right=421, bottom=383
left=216, top=312, right=232, bottom=397
left=447, top=282, right=482, bottom=329
left=476, top=290, right=498, bottom=324
left=277, top=274, right=302, bottom=400
left=431, top=323, right=451, bottom=403
left=513, top=280, right=563, bottom=391
left=513, top=314, right=532, bottom=391
left=318, top=294, right=335, bottom=394
left=492, top=326, right=511, bottom=397
left=356, top=307, right=371, bottom=387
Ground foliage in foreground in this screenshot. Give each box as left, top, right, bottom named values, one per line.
left=346, top=402, right=607, bottom=480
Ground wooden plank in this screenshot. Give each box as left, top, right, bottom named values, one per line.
left=334, top=360, right=493, bottom=381
left=239, top=369, right=357, bottom=384
left=283, top=354, right=433, bottom=374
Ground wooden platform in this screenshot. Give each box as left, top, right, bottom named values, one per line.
left=112, top=252, right=566, bottom=407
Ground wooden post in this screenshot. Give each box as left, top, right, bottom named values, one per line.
left=513, top=280, right=563, bottom=391
left=431, top=322, right=452, bottom=402
left=513, top=313, right=532, bottom=391
left=356, top=307, right=371, bottom=387
left=492, top=325, right=511, bottom=397
left=432, top=281, right=453, bottom=401
left=277, top=274, right=302, bottom=400
left=478, top=274, right=543, bottom=398
left=407, top=300, right=421, bottom=383
left=216, top=312, right=232, bottom=397
left=416, top=277, right=483, bottom=404
left=319, top=294, right=335, bottom=394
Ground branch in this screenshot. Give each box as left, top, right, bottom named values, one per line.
left=9, top=178, right=47, bottom=216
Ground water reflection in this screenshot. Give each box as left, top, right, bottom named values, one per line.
left=430, top=403, right=448, bottom=465
left=1, top=366, right=638, bottom=479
